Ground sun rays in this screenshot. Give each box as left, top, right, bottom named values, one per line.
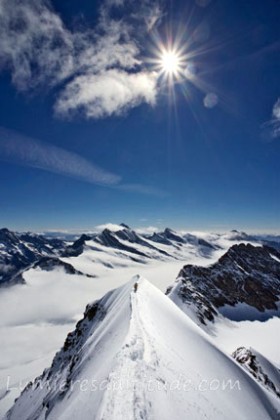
left=160, top=49, right=182, bottom=77
left=154, top=43, right=188, bottom=85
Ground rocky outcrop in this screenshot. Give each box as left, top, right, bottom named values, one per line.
left=0, top=228, right=65, bottom=286
left=167, top=244, right=280, bottom=324
left=63, top=234, right=92, bottom=257
left=233, top=347, right=280, bottom=399
left=33, top=257, right=95, bottom=277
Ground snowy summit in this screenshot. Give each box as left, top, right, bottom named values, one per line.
left=6, top=277, right=280, bottom=420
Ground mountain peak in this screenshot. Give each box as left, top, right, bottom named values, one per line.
left=164, top=227, right=174, bottom=233
left=0, top=228, right=19, bottom=244
left=6, top=277, right=280, bottom=420
left=119, top=223, right=130, bottom=229
left=162, top=228, right=185, bottom=244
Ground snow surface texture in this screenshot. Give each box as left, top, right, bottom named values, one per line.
left=209, top=316, right=280, bottom=368
left=1, top=226, right=280, bottom=418
left=5, top=278, right=280, bottom=420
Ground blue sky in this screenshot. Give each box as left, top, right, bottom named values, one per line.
left=0, top=0, right=279, bottom=232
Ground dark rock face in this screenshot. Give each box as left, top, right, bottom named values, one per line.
left=62, top=303, right=102, bottom=353
left=0, top=225, right=219, bottom=286
left=197, top=238, right=216, bottom=249
left=167, top=244, right=280, bottom=323
left=114, top=228, right=171, bottom=257
left=119, top=223, right=130, bottom=229
left=149, top=232, right=174, bottom=246
left=163, top=228, right=186, bottom=244
left=33, top=257, right=91, bottom=277
left=63, top=234, right=92, bottom=257
left=27, top=297, right=107, bottom=411
left=229, top=230, right=280, bottom=251
left=232, top=347, right=280, bottom=399
left=166, top=281, right=218, bottom=325
left=0, top=228, right=66, bottom=286
left=96, top=229, right=148, bottom=258
left=147, top=229, right=217, bottom=256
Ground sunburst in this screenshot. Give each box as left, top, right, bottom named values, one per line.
left=160, top=49, right=181, bottom=76
left=149, top=38, right=188, bottom=85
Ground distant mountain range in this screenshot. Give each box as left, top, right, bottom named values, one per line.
left=1, top=224, right=280, bottom=419
left=1, top=225, right=280, bottom=287
left=0, top=228, right=65, bottom=286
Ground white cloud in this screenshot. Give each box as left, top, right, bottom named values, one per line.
left=272, top=98, right=280, bottom=120
left=94, top=223, right=127, bottom=232
left=55, top=70, right=157, bottom=119
left=0, top=0, right=162, bottom=119
left=0, top=0, right=74, bottom=90
left=261, top=97, right=280, bottom=140
left=0, top=127, right=120, bottom=186
left=135, top=226, right=160, bottom=234
left=104, top=0, right=163, bottom=31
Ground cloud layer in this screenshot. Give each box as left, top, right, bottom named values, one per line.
left=0, top=0, right=161, bottom=119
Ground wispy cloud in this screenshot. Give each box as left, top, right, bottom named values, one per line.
left=117, top=183, right=167, bottom=197
left=0, top=127, right=166, bottom=196
left=0, top=127, right=120, bottom=186
left=0, top=0, right=162, bottom=119
left=273, top=98, right=280, bottom=120
left=261, top=97, right=280, bottom=141
left=0, top=0, right=74, bottom=90
left=94, top=223, right=127, bottom=233
left=135, top=226, right=160, bottom=234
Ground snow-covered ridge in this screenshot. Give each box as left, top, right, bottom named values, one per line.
left=1, top=226, right=280, bottom=419
left=0, top=224, right=224, bottom=287
left=63, top=225, right=219, bottom=261
left=0, top=228, right=66, bottom=286
left=6, top=278, right=280, bottom=420
left=1, top=225, right=280, bottom=287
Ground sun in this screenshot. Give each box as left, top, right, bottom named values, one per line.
left=153, top=44, right=187, bottom=84
left=147, top=36, right=189, bottom=85
left=160, top=50, right=181, bottom=76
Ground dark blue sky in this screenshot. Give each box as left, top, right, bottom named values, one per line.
left=0, top=0, right=279, bottom=232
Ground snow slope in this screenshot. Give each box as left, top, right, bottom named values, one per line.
left=211, top=316, right=280, bottom=368
left=233, top=347, right=280, bottom=399
left=1, top=227, right=280, bottom=418
left=6, top=278, right=280, bottom=420
left=0, top=249, right=221, bottom=418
